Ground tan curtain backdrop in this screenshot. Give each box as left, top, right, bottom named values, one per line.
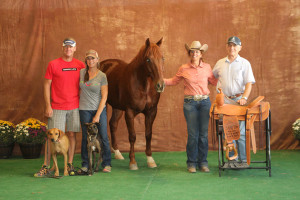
left=0, top=0, right=299, bottom=155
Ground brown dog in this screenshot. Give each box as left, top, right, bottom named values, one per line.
left=47, top=128, right=70, bottom=177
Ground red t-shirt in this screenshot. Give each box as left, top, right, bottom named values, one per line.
left=45, top=57, right=85, bottom=110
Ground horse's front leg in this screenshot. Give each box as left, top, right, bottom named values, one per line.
left=109, top=108, right=124, bottom=160
left=125, top=109, right=138, bottom=170
left=145, top=107, right=158, bottom=168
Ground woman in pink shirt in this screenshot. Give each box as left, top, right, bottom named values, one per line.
left=164, top=41, right=217, bottom=173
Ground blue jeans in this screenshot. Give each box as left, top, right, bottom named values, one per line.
left=183, top=97, right=211, bottom=168
left=79, top=107, right=111, bottom=168
left=229, top=96, right=246, bottom=162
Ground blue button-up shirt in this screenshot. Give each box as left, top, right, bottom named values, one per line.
left=212, top=55, right=255, bottom=97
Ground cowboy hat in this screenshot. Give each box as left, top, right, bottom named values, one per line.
left=185, top=41, right=208, bottom=53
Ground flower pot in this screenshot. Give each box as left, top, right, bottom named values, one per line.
left=0, top=143, right=15, bottom=159
left=19, top=143, right=43, bottom=159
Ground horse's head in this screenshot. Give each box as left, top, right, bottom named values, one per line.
left=143, top=38, right=165, bottom=93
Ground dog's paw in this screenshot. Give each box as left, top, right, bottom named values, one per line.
left=64, top=171, right=69, bottom=176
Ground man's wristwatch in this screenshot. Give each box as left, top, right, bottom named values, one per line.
left=241, top=97, right=248, bottom=100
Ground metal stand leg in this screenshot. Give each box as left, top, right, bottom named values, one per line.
left=216, top=120, right=222, bottom=177
left=265, top=110, right=272, bottom=177
left=216, top=119, right=225, bottom=177
left=218, top=134, right=222, bottom=177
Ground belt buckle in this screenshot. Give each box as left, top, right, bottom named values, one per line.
left=194, top=95, right=202, bottom=101
left=230, top=94, right=239, bottom=99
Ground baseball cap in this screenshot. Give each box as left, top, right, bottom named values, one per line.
left=62, top=38, right=76, bottom=47
left=85, top=49, right=99, bottom=59
left=227, top=36, right=241, bottom=46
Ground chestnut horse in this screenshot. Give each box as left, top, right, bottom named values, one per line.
left=100, top=38, right=165, bottom=170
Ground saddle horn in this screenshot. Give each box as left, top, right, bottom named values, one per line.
left=216, top=88, right=224, bottom=107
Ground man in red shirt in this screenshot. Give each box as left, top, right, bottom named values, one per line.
left=34, top=37, right=85, bottom=177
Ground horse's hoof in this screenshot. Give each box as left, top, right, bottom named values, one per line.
left=129, top=164, right=138, bottom=170
left=147, top=156, right=157, bottom=168
left=147, top=161, right=157, bottom=168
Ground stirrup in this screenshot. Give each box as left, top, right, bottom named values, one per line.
left=225, top=143, right=238, bottom=160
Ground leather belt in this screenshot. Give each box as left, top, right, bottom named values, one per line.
left=184, top=95, right=209, bottom=101
left=228, top=93, right=243, bottom=99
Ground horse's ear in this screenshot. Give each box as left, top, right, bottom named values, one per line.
left=145, top=38, right=150, bottom=48
left=156, top=37, right=163, bottom=47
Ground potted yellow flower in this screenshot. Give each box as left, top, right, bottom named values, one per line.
left=0, top=120, right=15, bottom=159
left=14, top=118, right=47, bottom=159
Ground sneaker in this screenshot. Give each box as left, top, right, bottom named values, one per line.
left=34, top=165, right=50, bottom=177
left=103, top=166, right=111, bottom=173
left=200, top=166, right=210, bottom=173
left=67, top=163, right=75, bottom=176
left=187, top=167, right=196, bottom=173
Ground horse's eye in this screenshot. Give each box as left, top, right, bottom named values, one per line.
left=146, top=58, right=151, bottom=63
left=162, top=57, right=165, bottom=61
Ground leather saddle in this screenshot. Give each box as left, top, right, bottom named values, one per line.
left=210, top=89, right=270, bottom=165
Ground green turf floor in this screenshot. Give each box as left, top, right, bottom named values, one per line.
left=0, top=150, right=299, bottom=200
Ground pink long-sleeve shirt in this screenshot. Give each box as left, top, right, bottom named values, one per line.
left=164, top=61, right=217, bottom=96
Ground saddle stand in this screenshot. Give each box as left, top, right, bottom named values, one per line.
left=210, top=89, right=272, bottom=177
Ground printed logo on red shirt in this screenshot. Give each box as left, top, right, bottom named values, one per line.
left=62, top=68, right=78, bottom=71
